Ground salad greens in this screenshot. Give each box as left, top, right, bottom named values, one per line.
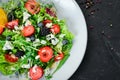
left=0, top=0, right=74, bottom=80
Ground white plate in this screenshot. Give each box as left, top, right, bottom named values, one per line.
left=51, top=0, right=87, bottom=80
left=0, top=0, right=87, bottom=80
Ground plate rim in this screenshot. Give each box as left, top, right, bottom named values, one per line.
left=52, top=0, right=88, bottom=80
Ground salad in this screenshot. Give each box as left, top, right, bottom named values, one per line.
left=0, top=0, right=74, bottom=80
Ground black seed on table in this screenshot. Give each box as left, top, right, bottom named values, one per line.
left=40, top=27, right=50, bottom=36
left=107, top=35, right=111, bottom=39
left=85, top=0, right=95, bottom=9
left=15, top=50, right=25, bottom=58
left=62, top=39, right=68, bottom=45
left=96, top=0, right=102, bottom=4
left=111, top=47, right=114, bottom=51
left=89, top=25, right=94, bottom=29
left=101, top=31, right=105, bottom=35
left=110, top=24, right=113, bottom=27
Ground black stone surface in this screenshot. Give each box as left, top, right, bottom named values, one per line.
left=69, top=0, right=120, bottom=80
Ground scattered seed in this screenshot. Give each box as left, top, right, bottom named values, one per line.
left=89, top=26, right=94, bottom=29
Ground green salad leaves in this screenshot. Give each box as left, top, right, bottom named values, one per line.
left=0, top=0, right=74, bottom=80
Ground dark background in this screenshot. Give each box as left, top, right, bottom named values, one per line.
left=69, top=0, right=120, bottom=80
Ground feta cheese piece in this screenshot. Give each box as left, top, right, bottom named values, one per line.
left=46, top=34, right=59, bottom=45
left=23, top=12, right=31, bottom=22
left=12, top=30, right=20, bottom=34
left=26, top=38, right=31, bottom=42
left=41, top=40, right=47, bottom=44
left=19, top=25, right=24, bottom=30
left=21, top=64, right=30, bottom=69
left=2, top=41, right=13, bottom=50
left=46, top=34, right=55, bottom=41
left=35, top=55, right=40, bottom=60
left=14, top=26, right=19, bottom=30
left=25, top=20, right=31, bottom=26
left=34, top=39, right=40, bottom=42
left=51, top=37, right=59, bottom=45
left=45, top=23, right=52, bottom=28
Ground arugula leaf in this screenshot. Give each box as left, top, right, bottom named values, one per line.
left=2, top=29, right=16, bottom=37
left=0, top=54, right=6, bottom=63
left=0, top=62, right=21, bottom=75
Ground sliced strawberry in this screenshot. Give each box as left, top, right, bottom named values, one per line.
left=22, top=25, right=35, bottom=37
left=25, top=0, right=40, bottom=14
left=43, top=20, right=52, bottom=25
left=5, top=54, right=18, bottom=63
left=6, top=19, right=19, bottom=29
left=0, top=27, right=4, bottom=35
left=50, top=24, right=60, bottom=34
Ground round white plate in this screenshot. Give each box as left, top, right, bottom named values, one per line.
left=0, top=0, right=87, bottom=80
left=51, top=0, right=87, bottom=80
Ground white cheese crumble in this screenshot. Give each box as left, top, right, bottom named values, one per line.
left=46, top=34, right=55, bottom=41
left=19, top=25, right=24, bottom=30
left=40, top=40, right=47, bottom=44
left=23, top=12, right=31, bottom=22
left=12, top=30, right=20, bottom=34
left=35, top=55, right=40, bottom=60
left=21, top=64, right=30, bottom=69
left=46, top=34, right=59, bottom=45
left=14, top=26, right=19, bottom=30
left=25, top=20, right=31, bottom=26
left=2, top=41, right=14, bottom=50
left=45, top=23, right=52, bottom=28
left=34, top=39, right=40, bottom=42
left=51, top=38, right=59, bottom=45
left=26, top=38, right=31, bottom=42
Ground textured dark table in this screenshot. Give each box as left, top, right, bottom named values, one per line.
left=69, top=0, right=120, bottom=80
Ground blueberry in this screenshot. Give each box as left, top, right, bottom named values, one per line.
left=29, top=35, right=35, bottom=41
left=6, top=35, right=12, bottom=41
left=62, top=39, right=68, bottom=45
left=40, top=27, right=50, bottom=36
left=15, top=50, right=25, bottom=58
left=38, top=22, right=44, bottom=28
